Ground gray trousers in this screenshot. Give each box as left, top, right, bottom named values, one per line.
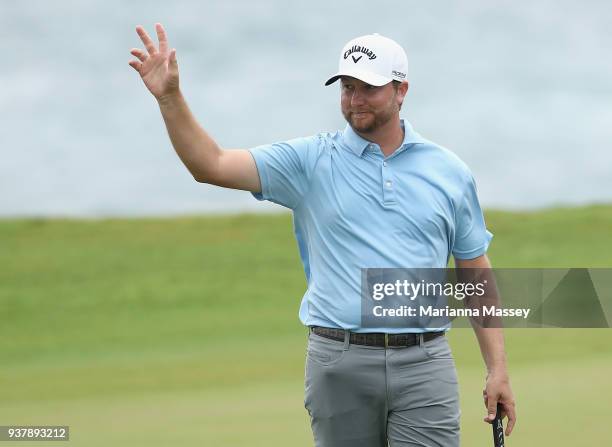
left=304, top=330, right=460, bottom=447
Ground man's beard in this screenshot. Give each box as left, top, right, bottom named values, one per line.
left=343, top=104, right=396, bottom=134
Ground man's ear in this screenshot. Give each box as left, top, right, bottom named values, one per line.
left=395, top=81, right=409, bottom=110
left=397, top=81, right=409, bottom=104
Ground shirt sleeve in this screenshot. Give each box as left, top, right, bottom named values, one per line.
left=452, top=174, right=493, bottom=259
left=248, top=135, right=321, bottom=210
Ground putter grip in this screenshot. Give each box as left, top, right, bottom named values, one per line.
left=492, top=403, right=505, bottom=447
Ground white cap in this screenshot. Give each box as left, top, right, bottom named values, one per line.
left=324, top=33, right=408, bottom=87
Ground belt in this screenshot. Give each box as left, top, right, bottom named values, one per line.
left=310, top=326, right=445, bottom=348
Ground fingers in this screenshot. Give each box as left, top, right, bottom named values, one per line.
left=155, top=23, right=168, bottom=53
left=128, top=47, right=147, bottom=73
left=485, top=396, right=498, bottom=423
left=128, top=60, right=142, bottom=73
left=136, top=25, right=157, bottom=56
left=130, top=48, right=148, bottom=63
left=504, top=402, right=517, bottom=436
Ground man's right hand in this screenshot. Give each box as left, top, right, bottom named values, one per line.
left=129, top=23, right=179, bottom=101
left=128, top=23, right=261, bottom=192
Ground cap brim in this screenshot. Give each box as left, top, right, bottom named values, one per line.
left=324, top=69, right=391, bottom=87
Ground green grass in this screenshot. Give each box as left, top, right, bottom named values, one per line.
left=1, top=205, right=612, bottom=446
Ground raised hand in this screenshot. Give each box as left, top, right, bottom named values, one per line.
left=129, top=23, right=179, bottom=100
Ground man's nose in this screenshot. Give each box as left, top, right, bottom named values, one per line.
left=350, top=89, right=366, bottom=106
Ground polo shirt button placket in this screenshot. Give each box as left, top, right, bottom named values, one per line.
left=382, top=160, right=395, bottom=204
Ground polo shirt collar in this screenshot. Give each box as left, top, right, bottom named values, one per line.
left=342, top=119, right=425, bottom=156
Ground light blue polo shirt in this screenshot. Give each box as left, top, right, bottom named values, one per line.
left=249, top=120, right=493, bottom=333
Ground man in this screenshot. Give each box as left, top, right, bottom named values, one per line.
left=129, top=24, right=516, bottom=446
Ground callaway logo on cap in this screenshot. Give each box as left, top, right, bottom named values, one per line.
left=325, top=33, right=408, bottom=86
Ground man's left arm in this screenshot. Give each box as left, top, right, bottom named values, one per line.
left=455, top=254, right=517, bottom=437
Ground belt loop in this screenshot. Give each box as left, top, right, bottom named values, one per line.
left=418, top=333, right=424, bottom=348
left=343, top=330, right=350, bottom=350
